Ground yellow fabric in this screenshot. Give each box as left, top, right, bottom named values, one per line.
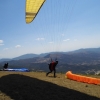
left=26, top=0, right=45, bottom=23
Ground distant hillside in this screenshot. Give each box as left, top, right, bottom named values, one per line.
left=11, top=53, right=49, bottom=60
left=12, top=54, right=39, bottom=60
left=1, top=47, right=100, bottom=74
left=0, top=53, right=49, bottom=62
left=69, top=47, right=100, bottom=53
left=0, top=58, right=11, bottom=63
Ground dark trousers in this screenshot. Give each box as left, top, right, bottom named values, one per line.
left=46, top=69, right=56, bottom=77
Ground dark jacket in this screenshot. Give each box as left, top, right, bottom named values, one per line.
left=49, top=61, right=58, bottom=71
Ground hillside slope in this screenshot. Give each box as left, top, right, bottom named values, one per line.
left=0, top=72, right=100, bottom=100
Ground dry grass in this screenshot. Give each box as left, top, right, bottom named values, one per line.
left=0, top=71, right=100, bottom=100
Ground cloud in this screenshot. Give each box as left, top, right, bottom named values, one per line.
left=61, top=34, right=65, bottom=36
left=0, top=44, right=4, bottom=46
left=36, top=38, right=44, bottom=41
left=15, top=45, right=21, bottom=48
left=0, top=40, right=4, bottom=45
left=74, top=39, right=78, bottom=41
left=0, top=40, right=3, bottom=43
left=49, top=42, right=54, bottom=44
left=4, top=48, right=9, bottom=50
left=63, top=39, right=70, bottom=41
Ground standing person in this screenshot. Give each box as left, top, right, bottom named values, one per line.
left=46, top=60, right=58, bottom=77
left=3, top=63, right=8, bottom=70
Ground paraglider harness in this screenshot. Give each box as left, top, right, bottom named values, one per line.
left=46, top=58, right=58, bottom=77
left=48, top=58, right=58, bottom=71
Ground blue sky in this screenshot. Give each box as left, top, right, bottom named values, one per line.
left=0, top=0, right=100, bottom=58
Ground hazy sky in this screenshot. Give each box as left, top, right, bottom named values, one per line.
left=0, top=0, right=100, bottom=58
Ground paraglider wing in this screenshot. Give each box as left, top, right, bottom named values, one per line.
left=25, top=0, right=46, bottom=23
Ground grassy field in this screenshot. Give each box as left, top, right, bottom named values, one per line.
left=0, top=71, right=100, bottom=100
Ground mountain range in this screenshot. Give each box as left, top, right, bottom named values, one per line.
left=0, top=47, right=100, bottom=74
